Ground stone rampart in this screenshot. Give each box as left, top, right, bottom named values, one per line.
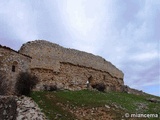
left=18, top=40, right=124, bottom=91
left=30, top=62, right=123, bottom=91
left=0, top=40, right=124, bottom=93
left=19, top=40, right=124, bottom=79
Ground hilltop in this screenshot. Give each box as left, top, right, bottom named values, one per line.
left=31, top=90, right=160, bottom=120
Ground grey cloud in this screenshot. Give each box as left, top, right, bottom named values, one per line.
left=0, top=0, right=159, bottom=95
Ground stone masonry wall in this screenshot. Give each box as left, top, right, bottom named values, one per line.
left=0, top=45, right=31, bottom=94
left=19, top=40, right=124, bottom=91
left=31, top=62, right=123, bottom=91
left=19, top=40, right=124, bottom=79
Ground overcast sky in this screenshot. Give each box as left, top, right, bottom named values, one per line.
left=0, top=0, right=159, bottom=96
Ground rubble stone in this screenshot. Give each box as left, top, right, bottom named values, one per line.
left=16, top=96, right=48, bottom=120
left=0, top=96, right=17, bottom=120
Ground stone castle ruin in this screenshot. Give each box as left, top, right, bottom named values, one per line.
left=0, top=40, right=124, bottom=94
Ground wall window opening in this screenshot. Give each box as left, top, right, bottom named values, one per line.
left=12, top=65, right=16, bottom=72
left=12, top=61, right=18, bottom=72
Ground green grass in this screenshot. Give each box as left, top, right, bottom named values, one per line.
left=31, top=90, right=160, bottom=120
left=31, top=91, right=76, bottom=120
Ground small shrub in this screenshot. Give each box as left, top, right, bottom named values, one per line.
left=15, top=72, right=39, bottom=96
left=49, top=85, right=57, bottom=91
left=92, top=83, right=106, bottom=92
left=43, top=84, right=57, bottom=91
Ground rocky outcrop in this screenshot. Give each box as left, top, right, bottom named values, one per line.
left=0, top=95, right=47, bottom=120
left=122, top=85, right=145, bottom=95
left=16, top=96, right=47, bottom=120
left=0, top=96, right=17, bottom=120
left=146, top=98, right=160, bottom=103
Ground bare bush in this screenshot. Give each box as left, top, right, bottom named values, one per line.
left=15, top=72, right=39, bottom=96
left=92, top=83, right=106, bottom=92
left=43, top=84, right=57, bottom=91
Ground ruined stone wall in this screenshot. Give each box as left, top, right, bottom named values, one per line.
left=31, top=62, right=123, bottom=91
left=18, top=40, right=124, bottom=91
left=59, top=62, right=123, bottom=91
left=0, top=45, right=31, bottom=94
left=1, top=40, right=124, bottom=93
left=19, top=40, right=124, bottom=79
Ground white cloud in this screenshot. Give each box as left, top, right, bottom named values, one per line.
left=57, top=0, right=117, bottom=54
left=130, top=51, right=159, bottom=62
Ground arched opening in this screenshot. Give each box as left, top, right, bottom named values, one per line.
left=12, top=61, right=18, bottom=72
left=88, top=75, right=93, bottom=83
left=86, top=75, right=93, bottom=89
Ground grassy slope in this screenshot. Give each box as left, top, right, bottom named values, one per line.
left=31, top=90, right=160, bottom=120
